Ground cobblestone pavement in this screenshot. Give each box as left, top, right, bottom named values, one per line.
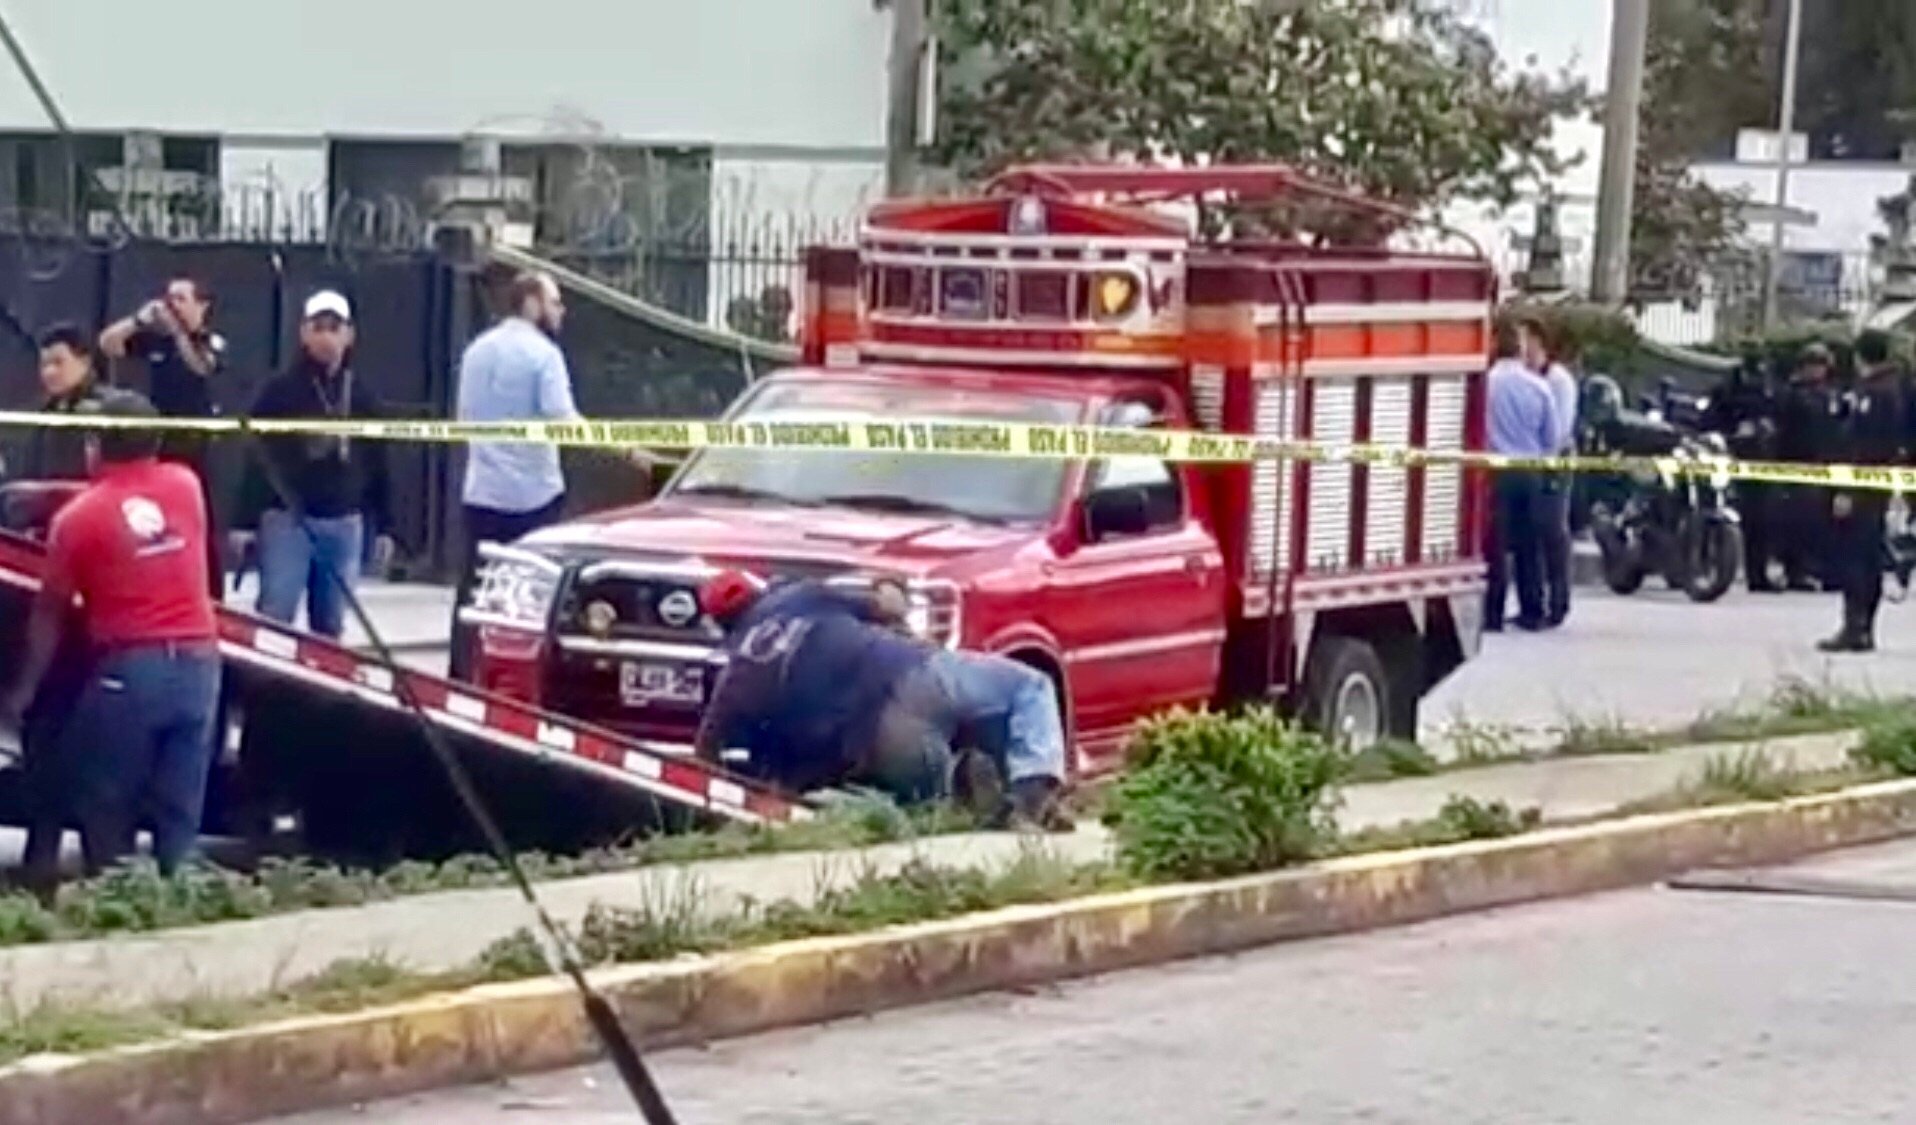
left=273, top=839, right=1916, bottom=1125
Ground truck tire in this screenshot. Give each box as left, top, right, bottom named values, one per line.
left=1303, top=636, right=1395, bottom=752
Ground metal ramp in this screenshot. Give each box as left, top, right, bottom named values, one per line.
left=0, top=530, right=812, bottom=840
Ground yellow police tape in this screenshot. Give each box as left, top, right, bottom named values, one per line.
left=0, top=409, right=1906, bottom=495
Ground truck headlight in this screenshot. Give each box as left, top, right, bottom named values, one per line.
left=829, top=574, right=963, bottom=648
left=462, top=544, right=563, bottom=629
left=904, top=583, right=963, bottom=649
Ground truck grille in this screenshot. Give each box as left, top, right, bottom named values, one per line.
left=561, top=570, right=717, bottom=642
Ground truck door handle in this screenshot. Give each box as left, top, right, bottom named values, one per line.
left=1185, top=556, right=1210, bottom=579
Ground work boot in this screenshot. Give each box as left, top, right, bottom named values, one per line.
left=950, top=749, right=1005, bottom=824
left=1005, top=777, right=1075, bottom=833
left=1818, top=623, right=1872, bottom=654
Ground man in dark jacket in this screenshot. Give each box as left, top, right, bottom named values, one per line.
left=1776, top=345, right=1843, bottom=590
left=1704, top=354, right=1783, bottom=590
left=244, top=291, right=390, bottom=640
left=7, top=325, right=107, bottom=893
left=694, top=572, right=1072, bottom=829
left=1820, top=332, right=1906, bottom=653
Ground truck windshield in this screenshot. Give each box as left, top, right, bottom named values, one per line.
left=669, top=380, right=1081, bottom=525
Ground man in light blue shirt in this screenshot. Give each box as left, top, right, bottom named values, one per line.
left=1539, top=344, right=1581, bottom=627
left=1483, top=318, right=1559, bottom=632
left=450, top=271, right=580, bottom=677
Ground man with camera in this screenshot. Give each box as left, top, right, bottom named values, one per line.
left=100, top=277, right=228, bottom=595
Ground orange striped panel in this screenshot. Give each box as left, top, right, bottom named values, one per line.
left=1186, top=328, right=1257, bottom=367
left=1307, top=325, right=1368, bottom=359
left=1428, top=322, right=1486, bottom=355
left=1368, top=324, right=1422, bottom=358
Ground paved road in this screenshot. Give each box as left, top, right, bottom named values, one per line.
left=275, top=838, right=1916, bottom=1124
left=1424, top=583, right=1916, bottom=749
left=290, top=579, right=1916, bottom=750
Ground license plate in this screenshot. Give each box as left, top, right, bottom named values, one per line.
left=618, top=661, right=705, bottom=707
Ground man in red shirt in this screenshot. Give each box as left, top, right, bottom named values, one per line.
left=3, top=390, right=222, bottom=874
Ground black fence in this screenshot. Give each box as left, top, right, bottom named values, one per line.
left=0, top=234, right=455, bottom=568
left=0, top=217, right=789, bottom=580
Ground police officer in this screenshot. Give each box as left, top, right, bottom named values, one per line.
left=1776, top=344, right=1843, bottom=590
left=1704, top=352, right=1783, bottom=591
left=1819, top=332, right=1906, bottom=653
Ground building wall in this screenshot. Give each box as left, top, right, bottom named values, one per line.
left=1694, top=161, right=1916, bottom=259
left=0, top=0, right=888, bottom=149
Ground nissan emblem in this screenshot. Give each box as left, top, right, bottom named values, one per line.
left=658, top=589, right=700, bottom=627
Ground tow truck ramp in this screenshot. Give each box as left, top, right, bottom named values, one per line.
left=0, top=530, right=810, bottom=864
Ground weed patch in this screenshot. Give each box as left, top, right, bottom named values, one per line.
left=1106, top=709, right=1341, bottom=881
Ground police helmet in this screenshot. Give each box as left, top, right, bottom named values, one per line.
left=1581, top=374, right=1624, bottom=429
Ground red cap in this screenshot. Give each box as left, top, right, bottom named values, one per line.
left=699, top=570, right=766, bottom=621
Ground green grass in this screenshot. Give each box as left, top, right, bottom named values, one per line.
left=1553, top=714, right=1660, bottom=757
left=5, top=730, right=1909, bottom=1071
left=0, top=849, right=1127, bottom=1069
left=0, top=796, right=979, bottom=953
left=0, top=676, right=1904, bottom=959
left=0, top=953, right=488, bottom=1065
left=1343, top=738, right=1441, bottom=783
left=1333, top=795, right=1543, bottom=855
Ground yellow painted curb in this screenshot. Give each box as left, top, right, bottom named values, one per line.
left=6, top=778, right=1916, bottom=1125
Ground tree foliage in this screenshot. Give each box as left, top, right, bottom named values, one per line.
left=1800, top=0, right=1916, bottom=160
left=1629, top=0, right=1762, bottom=299
left=933, top=0, right=1590, bottom=241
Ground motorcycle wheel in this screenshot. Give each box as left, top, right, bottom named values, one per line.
left=1600, top=539, right=1645, bottom=595
left=1592, top=508, right=1645, bottom=595
left=1684, top=520, right=1743, bottom=603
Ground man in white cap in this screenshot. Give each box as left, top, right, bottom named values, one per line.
left=239, top=290, right=392, bottom=639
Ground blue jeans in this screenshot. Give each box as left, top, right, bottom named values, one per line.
left=66, top=645, right=222, bottom=874
left=257, top=509, right=363, bottom=639
left=867, top=651, right=1067, bottom=801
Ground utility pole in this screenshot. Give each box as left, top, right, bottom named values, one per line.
left=1590, top=0, right=1651, bottom=305
left=1761, top=0, right=1805, bottom=332
left=885, top=0, right=929, bottom=198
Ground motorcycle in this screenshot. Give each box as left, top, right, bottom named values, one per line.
left=1589, top=411, right=1744, bottom=603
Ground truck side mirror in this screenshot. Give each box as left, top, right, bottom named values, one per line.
left=1084, top=486, right=1152, bottom=541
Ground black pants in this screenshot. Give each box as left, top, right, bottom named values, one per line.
left=1485, top=472, right=1545, bottom=629
left=448, top=496, right=567, bottom=680
left=1738, top=481, right=1778, bottom=588
left=1778, top=485, right=1830, bottom=585
left=1536, top=477, right=1572, bottom=624
left=1833, top=494, right=1888, bottom=638
left=18, top=647, right=90, bottom=892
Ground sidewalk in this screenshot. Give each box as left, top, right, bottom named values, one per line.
left=0, top=730, right=1858, bottom=1015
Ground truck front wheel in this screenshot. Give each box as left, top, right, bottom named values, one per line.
left=1302, top=636, right=1397, bottom=752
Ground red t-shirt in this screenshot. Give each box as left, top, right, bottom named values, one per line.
left=45, top=460, right=217, bottom=647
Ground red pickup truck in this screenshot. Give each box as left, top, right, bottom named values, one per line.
left=461, top=166, right=1492, bottom=776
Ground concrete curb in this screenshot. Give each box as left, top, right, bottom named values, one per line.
left=8, top=778, right=1916, bottom=1125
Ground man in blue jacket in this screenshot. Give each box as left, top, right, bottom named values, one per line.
left=694, top=571, right=1071, bottom=830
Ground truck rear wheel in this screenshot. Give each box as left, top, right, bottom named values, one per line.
left=1303, top=636, right=1397, bottom=752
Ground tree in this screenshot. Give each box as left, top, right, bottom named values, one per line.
left=1799, top=0, right=1916, bottom=160
left=1628, top=0, right=1764, bottom=299
left=933, top=0, right=1590, bottom=242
